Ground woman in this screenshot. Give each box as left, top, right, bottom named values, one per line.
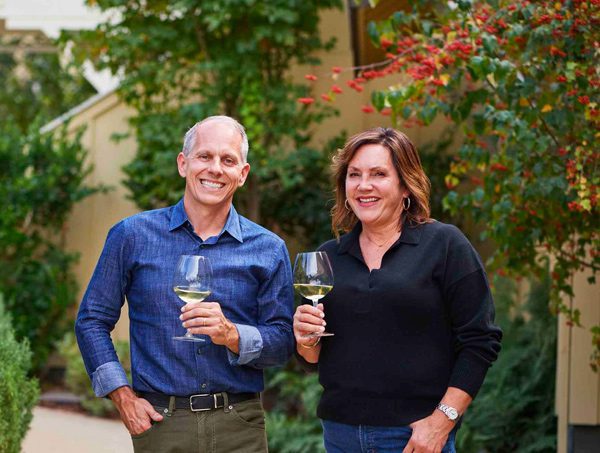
left=294, top=127, right=502, bottom=453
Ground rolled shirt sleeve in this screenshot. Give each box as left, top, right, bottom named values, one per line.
left=227, top=323, right=263, bottom=365
left=92, top=361, right=130, bottom=397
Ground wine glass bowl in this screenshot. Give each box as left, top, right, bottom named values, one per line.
left=293, top=251, right=334, bottom=337
left=172, top=255, right=212, bottom=342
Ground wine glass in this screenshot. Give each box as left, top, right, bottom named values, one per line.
left=172, top=255, right=212, bottom=342
left=293, top=251, right=334, bottom=337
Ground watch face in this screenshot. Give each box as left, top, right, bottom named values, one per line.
left=447, top=408, right=459, bottom=420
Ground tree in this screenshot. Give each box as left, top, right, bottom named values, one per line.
left=0, top=28, right=96, bottom=132
left=62, top=0, right=343, bottom=247
left=305, top=0, right=599, bottom=365
left=0, top=28, right=102, bottom=370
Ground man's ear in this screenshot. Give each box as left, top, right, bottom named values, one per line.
left=238, top=163, right=251, bottom=187
left=177, top=152, right=187, bottom=178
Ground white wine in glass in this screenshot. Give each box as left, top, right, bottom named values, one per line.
left=293, top=251, right=334, bottom=337
left=172, top=255, right=212, bottom=342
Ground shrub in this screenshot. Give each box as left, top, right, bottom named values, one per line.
left=0, top=122, right=105, bottom=371
left=265, top=363, right=324, bottom=453
left=0, top=295, right=40, bottom=453
left=457, top=272, right=557, bottom=452
left=59, top=332, right=131, bottom=417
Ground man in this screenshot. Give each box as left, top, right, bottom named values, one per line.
left=76, top=116, right=295, bottom=452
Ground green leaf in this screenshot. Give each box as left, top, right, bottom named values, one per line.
left=391, top=11, right=413, bottom=27
left=421, top=20, right=433, bottom=36
left=371, top=91, right=386, bottom=111
left=456, top=0, right=473, bottom=12
left=367, top=21, right=379, bottom=44
left=482, top=34, right=498, bottom=54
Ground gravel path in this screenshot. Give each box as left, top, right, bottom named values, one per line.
left=22, top=406, right=132, bottom=453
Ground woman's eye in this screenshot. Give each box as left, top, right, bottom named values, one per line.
left=348, top=172, right=359, bottom=177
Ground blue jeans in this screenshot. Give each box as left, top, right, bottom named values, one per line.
left=322, top=419, right=457, bottom=453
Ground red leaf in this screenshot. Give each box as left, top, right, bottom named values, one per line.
left=361, top=105, right=375, bottom=114
left=297, top=97, right=315, bottom=105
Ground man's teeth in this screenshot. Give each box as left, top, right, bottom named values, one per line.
left=359, top=197, right=378, bottom=202
left=201, top=180, right=224, bottom=188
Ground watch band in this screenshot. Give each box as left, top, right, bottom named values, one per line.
left=436, top=403, right=460, bottom=421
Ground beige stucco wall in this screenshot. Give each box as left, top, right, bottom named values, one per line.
left=556, top=262, right=600, bottom=453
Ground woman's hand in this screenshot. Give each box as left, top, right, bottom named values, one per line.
left=293, top=303, right=326, bottom=341
left=293, top=303, right=326, bottom=361
left=402, top=411, right=454, bottom=453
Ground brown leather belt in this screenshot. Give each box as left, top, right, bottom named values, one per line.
left=139, top=391, right=259, bottom=412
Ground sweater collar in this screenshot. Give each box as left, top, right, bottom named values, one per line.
left=337, top=217, right=424, bottom=255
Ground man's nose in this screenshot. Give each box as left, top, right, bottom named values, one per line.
left=208, top=158, right=223, bottom=175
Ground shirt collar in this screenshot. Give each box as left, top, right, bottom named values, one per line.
left=337, top=217, right=423, bottom=254
left=168, top=198, right=244, bottom=243
left=169, top=198, right=188, bottom=231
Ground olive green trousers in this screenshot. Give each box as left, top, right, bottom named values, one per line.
left=131, top=398, right=268, bottom=453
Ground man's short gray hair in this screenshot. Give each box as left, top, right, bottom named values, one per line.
left=182, top=116, right=249, bottom=162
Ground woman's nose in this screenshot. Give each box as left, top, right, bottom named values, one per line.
left=357, top=177, right=372, bottom=190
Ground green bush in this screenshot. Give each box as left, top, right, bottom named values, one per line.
left=457, top=272, right=557, bottom=452
left=266, top=363, right=324, bottom=453
left=0, top=122, right=105, bottom=371
left=59, top=332, right=131, bottom=417
left=0, top=295, right=40, bottom=453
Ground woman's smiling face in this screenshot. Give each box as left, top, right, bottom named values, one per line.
left=345, top=144, right=407, bottom=229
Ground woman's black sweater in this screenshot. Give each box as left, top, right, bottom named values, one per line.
left=304, top=220, right=502, bottom=426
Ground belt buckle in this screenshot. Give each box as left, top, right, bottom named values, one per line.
left=189, top=393, right=217, bottom=412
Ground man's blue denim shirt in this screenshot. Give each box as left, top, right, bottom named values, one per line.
left=75, top=199, right=295, bottom=397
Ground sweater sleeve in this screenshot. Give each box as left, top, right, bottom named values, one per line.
left=441, top=227, right=502, bottom=398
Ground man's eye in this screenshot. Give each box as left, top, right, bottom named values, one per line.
left=198, top=154, right=209, bottom=160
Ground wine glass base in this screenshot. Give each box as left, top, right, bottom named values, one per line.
left=303, top=332, right=334, bottom=338
left=173, top=336, right=206, bottom=342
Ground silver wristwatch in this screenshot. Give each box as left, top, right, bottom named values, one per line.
left=436, top=403, right=459, bottom=421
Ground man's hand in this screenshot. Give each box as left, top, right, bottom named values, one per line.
left=403, top=410, right=453, bottom=453
left=109, top=386, right=163, bottom=436
left=180, top=301, right=240, bottom=353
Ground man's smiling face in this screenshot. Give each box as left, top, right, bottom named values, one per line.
left=177, top=120, right=250, bottom=211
